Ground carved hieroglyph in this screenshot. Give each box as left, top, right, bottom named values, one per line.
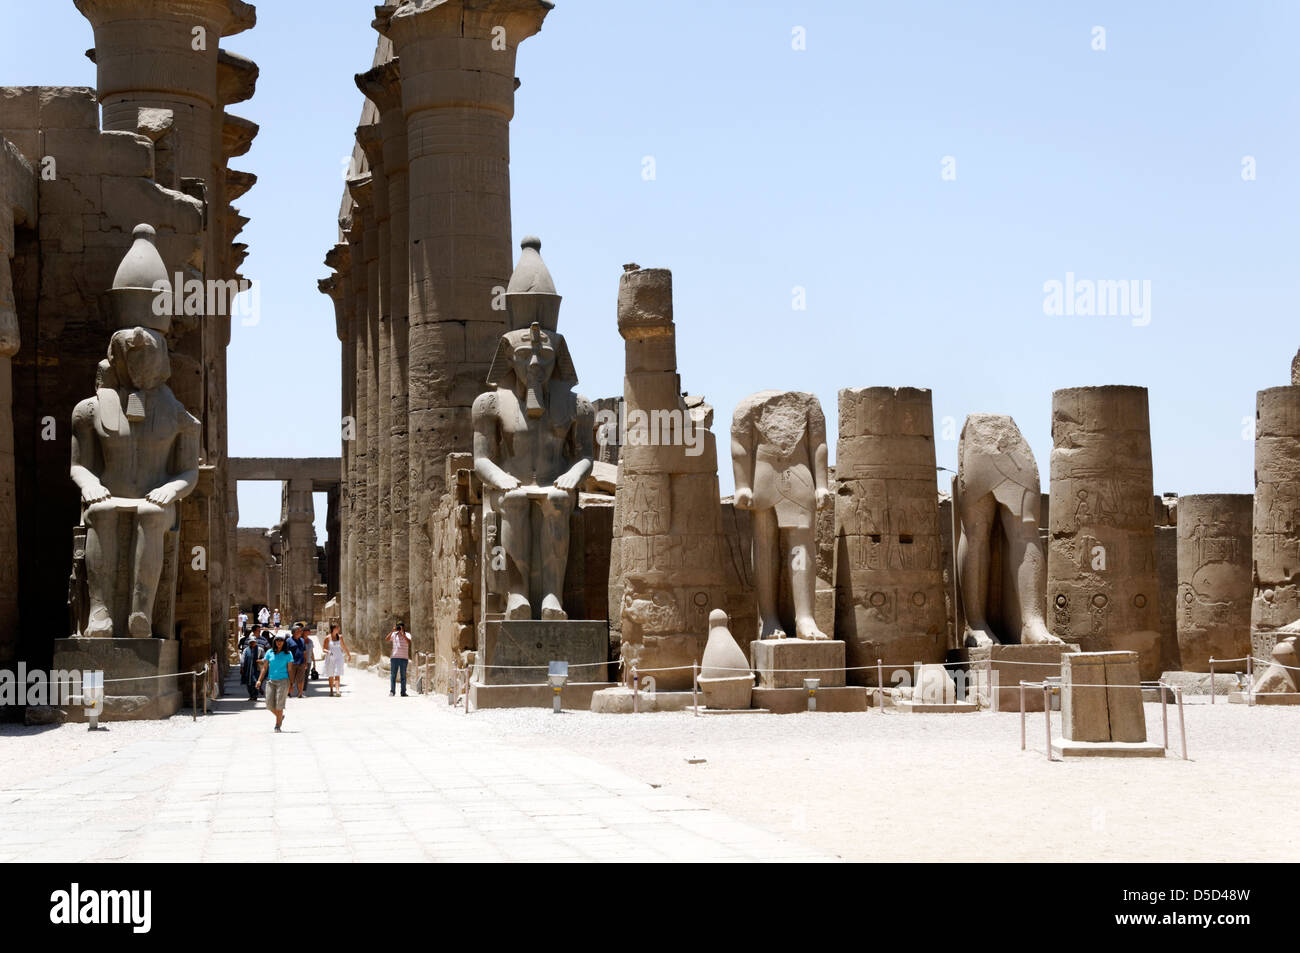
left=833, top=387, right=946, bottom=680
left=1250, top=386, right=1300, bottom=665
left=1176, top=494, right=1251, bottom=672
left=1046, top=386, right=1161, bottom=678
left=955, top=413, right=1061, bottom=647
left=610, top=264, right=729, bottom=691
left=472, top=238, right=593, bottom=622
left=731, top=390, right=830, bottom=640
left=68, top=225, right=200, bottom=638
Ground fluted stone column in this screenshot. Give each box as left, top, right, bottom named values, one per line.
left=1251, top=386, right=1300, bottom=664
left=359, top=179, right=381, bottom=646
left=833, top=387, right=947, bottom=682
left=319, top=254, right=350, bottom=608
left=376, top=0, right=552, bottom=652
left=344, top=198, right=370, bottom=648
left=357, top=122, right=393, bottom=638
left=1177, top=494, right=1252, bottom=672
left=1047, top=386, right=1162, bottom=678
left=357, top=58, right=411, bottom=632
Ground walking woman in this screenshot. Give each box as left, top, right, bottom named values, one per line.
left=256, top=632, right=293, bottom=732
left=323, top=623, right=351, bottom=697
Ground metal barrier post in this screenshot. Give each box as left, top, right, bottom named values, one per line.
left=1176, top=686, right=1188, bottom=760
left=1019, top=682, right=1026, bottom=750
left=192, top=671, right=197, bottom=722
left=1209, top=658, right=1216, bottom=705
left=876, top=658, right=883, bottom=692
left=1161, top=681, right=1169, bottom=751
left=1247, top=655, right=1255, bottom=706
left=1042, top=684, right=1052, bottom=760
left=692, top=661, right=698, bottom=717
left=633, top=668, right=639, bottom=714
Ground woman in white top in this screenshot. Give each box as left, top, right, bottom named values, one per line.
left=324, top=623, right=351, bottom=697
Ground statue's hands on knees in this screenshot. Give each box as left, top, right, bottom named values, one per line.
left=146, top=485, right=178, bottom=506
left=81, top=483, right=113, bottom=505
left=554, top=471, right=581, bottom=492
left=815, top=488, right=830, bottom=509
left=493, top=474, right=521, bottom=492
left=733, top=488, right=754, bottom=510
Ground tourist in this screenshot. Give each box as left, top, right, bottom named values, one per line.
left=239, top=631, right=262, bottom=701
left=238, top=610, right=247, bottom=634
left=287, top=622, right=308, bottom=699
left=387, top=621, right=411, bottom=697
left=257, top=605, right=270, bottom=627
left=323, top=623, right=350, bottom=697
left=272, top=607, right=281, bottom=628
left=256, top=633, right=292, bottom=732
left=296, top=622, right=315, bottom=697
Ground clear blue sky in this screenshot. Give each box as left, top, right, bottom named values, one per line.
left=6, top=1, right=1298, bottom=539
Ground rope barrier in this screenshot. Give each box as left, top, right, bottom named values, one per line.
left=1253, top=655, right=1300, bottom=672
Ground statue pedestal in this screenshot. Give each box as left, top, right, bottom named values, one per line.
left=750, top=637, right=846, bottom=689
left=1061, top=651, right=1146, bottom=744
left=965, top=643, right=1079, bottom=712
left=48, top=637, right=182, bottom=722
left=474, top=619, right=608, bottom=686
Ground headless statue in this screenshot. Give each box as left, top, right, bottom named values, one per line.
left=472, top=237, right=594, bottom=621
left=956, top=414, right=1061, bottom=646
left=731, top=390, right=830, bottom=640
left=70, top=326, right=199, bottom=637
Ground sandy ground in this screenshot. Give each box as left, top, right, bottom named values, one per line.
left=441, top=697, right=1300, bottom=862
left=3, top=677, right=1295, bottom=862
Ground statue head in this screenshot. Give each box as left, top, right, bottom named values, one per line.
left=107, top=326, right=170, bottom=390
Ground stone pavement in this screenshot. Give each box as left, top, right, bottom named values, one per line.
left=0, top=667, right=831, bottom=863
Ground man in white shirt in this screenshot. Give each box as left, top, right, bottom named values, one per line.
left=257, top=606, right=270, bottom=627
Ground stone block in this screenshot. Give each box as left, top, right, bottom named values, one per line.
left=750, top=637, right=845, bottom=689
left=697, top=674, right=753, bottom=710
left=1061, top=652, right=1110, bottom=742
left=471, top=681, right=613, bottom=711
left=1104, top=652, right=1145, bottom=742
left=1051, top=739, right=1165, bottom=759
left=50, top=637, right=182, bottom=721
left=589, top=687, right=697, bottom=714
left=475, top=619, right=608, bottom=686
left=1062, top=650, right=1146, bottom=743
left=967, top=642, right=1079, bottom=712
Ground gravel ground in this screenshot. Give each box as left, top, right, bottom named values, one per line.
left=429, top=696, right=1299, bottom=862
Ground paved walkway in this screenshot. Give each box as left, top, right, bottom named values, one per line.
left=0, top=667, right=830, bottom=863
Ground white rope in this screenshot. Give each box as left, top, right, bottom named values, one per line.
left=1253, top=655, right=1300, bottom=672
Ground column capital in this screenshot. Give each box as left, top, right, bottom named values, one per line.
left=227, top=168, right=257, bottom=200
left=222, top=112, right=258, bottom=159
left=355, top=59, right=402, bottom=114
left=379, top=0, right=552, bottom=46
left=217, top=49, right=259, bottom=106
left=346, top=173, right=374, bottom=212
left=355, top=122, right=385, bottom=173
left=324, top=242, right=351, bottom=274
left=75, top=0, right=256, bottom=39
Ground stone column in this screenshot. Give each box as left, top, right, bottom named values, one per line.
left=376, top=0, right=552, bottom=651
left=344, top=199, right=370, bottom=648
left=611, top=265, right=729, bottom=691
left=277, top=478, right=315, bottom=624
left=833, top=387, right=947, bottom=682
left=357, top=58, right=411, bottom=633
left=1176, top=494, right=1252, bottom=672
left=1047, top=386, right=1162, bottom=678
left=1251, top=386, right=1300, bottom=663
left=0, top=145, right=33, bottom=664
left=357, top=123, right=393, bottom=638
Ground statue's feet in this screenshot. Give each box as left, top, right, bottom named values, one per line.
left=540, top=594, right=567, bottom=621
left=759, top=616, right=786, bottom=640
left=1021, top=621, right=1064, bottom=645
left=128, top=611, right=152, bottom=638
left=85, top=608, right=113, bottom=638
left=505, top=594, right=531, bottom=621
left=795, top=617, right=830, bottom=641
left=963, top=626, right=998, bottom=649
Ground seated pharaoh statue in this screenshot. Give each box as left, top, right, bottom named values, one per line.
left=472, top=237, right=594, bottom=622
left=69, top=224, right=200, bottom=638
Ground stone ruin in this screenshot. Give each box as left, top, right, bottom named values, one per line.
left=2, top=0, right=1296, bottom=719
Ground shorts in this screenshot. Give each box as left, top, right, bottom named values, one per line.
left=265, top=679, right=289, bottom=709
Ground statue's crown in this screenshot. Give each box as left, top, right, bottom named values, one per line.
left=505, top=236, right=561, bottom=332
left=110, top=224, right=171, bottom=334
